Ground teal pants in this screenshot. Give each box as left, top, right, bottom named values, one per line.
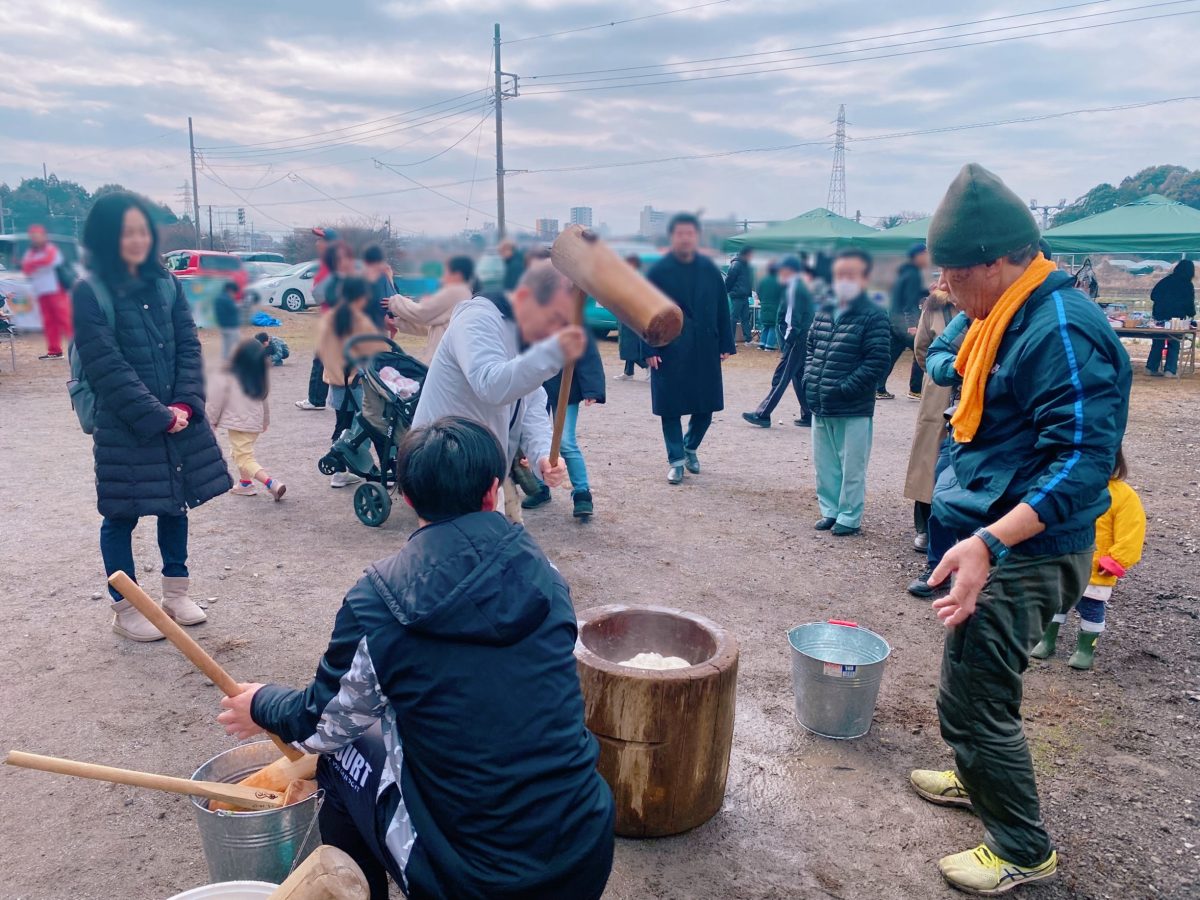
left=812, top=415, right=873, bottom=528
left=937, top=550, right=1091, bottom=866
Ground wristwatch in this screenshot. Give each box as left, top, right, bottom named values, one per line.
left=973, top=527, right=1010, bottom=565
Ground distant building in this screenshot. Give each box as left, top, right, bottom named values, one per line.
left=639, top=205, right=672, bottom=239
left=570, top=206, right=593, bottom=227
left=535, top=218, right=560, bottom=241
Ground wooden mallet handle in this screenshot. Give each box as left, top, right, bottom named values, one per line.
left=548, top=288, right=587, bottom=467
left=6, top=750, right=285, bottom=811
left=108, top=571, right=304, bottom=763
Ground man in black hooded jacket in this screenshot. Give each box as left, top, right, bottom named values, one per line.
left=218, top=417, right=615, bottom=900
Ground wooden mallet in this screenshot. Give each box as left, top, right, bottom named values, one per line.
left=546, top=225, right=685, bottom=464
left=108, top=572, right=317, bottom=794
left=6, top=750, right=285, bottom=811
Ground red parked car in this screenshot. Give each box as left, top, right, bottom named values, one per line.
left=163, top=250, right=248, bottom=297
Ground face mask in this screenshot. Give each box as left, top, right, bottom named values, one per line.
left=833, top=279, right=860, bottom=303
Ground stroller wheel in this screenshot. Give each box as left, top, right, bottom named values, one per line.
left=318, top=454, right=341, bottom=476
left=354, top=482, right=392, bottom=527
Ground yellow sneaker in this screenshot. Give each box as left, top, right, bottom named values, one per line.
left=910, top=769, right=972, bottom=808
left=939, top=845, right=1057, bottom=895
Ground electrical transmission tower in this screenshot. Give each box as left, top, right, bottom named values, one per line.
left=826, top=104, right=847, bottom=218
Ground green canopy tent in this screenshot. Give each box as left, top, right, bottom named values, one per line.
left=724, top=208, right=877, bottom=253
left=853, top=216, right=932, bottom=254
left=1042, top=194, right=1200, bottom=255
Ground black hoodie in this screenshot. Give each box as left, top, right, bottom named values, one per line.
left=252, top=512, right=614, bottom=898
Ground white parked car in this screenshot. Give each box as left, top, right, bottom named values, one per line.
left=246, top=260, right=319, bottom=312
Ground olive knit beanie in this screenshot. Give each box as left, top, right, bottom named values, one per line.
left=927, top=164, right=1041, bottom=268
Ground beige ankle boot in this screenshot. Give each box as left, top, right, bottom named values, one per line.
left=111, top=599, right=165, bottom=642
left=162, top=576, right=207, bottom=625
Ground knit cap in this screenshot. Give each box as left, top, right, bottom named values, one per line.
left=927, top=164, right=1040, bottom=268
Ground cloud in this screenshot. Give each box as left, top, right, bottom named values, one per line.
left=2, top=0, right=1198, bottom=234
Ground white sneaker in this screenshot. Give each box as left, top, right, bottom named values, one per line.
left=330, top=472, right=362, bottom=488
left=295, top=399, right=326, bottom=410
left=613, top=373, right=632, bottom=381
left=230, top=482, right=258, bottom=496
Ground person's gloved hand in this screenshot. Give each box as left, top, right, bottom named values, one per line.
left=1098, top=555, right=1126, bottom=578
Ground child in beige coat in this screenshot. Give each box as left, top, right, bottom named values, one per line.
left=208, top=338, right=285, bottom=500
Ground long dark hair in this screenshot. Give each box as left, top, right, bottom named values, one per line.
left=82, top=192, right=167, bottom=286
left=1174, top=259, right=1195, bottom=281
left=229, top=338, right=269, bottom=400
left=334, top=276, right=368, bottom=339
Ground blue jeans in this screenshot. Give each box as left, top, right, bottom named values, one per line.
left=661, top=412, right=713, bottom=465
left=101, top=514, right=188, bottom=601
left=1147, top=337, right=1180, bottom=374
left=759, top=325, right=779, bottom=350
left=330, top=383, right=363, bottom=443
left=549, top=403, right=589, bottom=493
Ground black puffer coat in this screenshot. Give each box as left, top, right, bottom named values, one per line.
left=73, top=272, right=232, bottom=519
left=803, top=294, right=892, bottom=418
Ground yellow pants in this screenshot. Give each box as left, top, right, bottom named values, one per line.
left=228, top=430, right=262, bottom=478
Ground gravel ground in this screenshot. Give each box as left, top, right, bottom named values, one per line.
left=0, top=316, right=1196, bottom=900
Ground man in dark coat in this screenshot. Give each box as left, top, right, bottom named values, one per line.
left=499, top=239, right=526, bottom=292
left=878, top=242, right=930, bottom=399
left=1147, top=258, right=1196, bottom=376
left=642, top=214, right=734, bottom=484
left=916, top=164, right=1130, bottom=895
left=803, top=248, right=891, bottom=536
left=742, top=256, right=813, bottom=428
left=724, top=246, right=754, bottom=346
left=615, top=254, right=648, bottom=379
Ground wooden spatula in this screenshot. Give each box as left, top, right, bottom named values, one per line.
left=6, top=750, right=284, bottom=811
left=108, top=571, right=318, bottom=792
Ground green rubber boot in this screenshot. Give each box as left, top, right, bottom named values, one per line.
left=1068, top=632, right=1099, bottom=670
left=1031, top=621, right=1061, bottom=660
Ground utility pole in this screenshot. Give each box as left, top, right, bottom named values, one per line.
left=493, top=24, right=506, bottom=239
left=208, top=205, right=214, bottom=250
left=188, top=117, right=202, bottom=247
left=492, top=26, right=521, bottom=239
left=43, top=162, right=51, bottom=216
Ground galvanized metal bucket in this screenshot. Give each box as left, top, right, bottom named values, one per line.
left=787, top=620, right=891, bottom=739
left=190, top=742, right=322, bottom=884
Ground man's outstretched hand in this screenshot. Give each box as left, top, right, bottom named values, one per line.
left=927, top=535, right=992, bottom=628
left=218, top=682, right=266, bottom=740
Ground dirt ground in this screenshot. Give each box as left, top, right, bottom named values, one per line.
left=0, top=314, right=1196, bottom=900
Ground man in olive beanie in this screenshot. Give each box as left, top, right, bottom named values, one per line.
left=909, top=164, right=1131, bottom=895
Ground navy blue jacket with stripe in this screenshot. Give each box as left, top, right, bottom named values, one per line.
left=251, top=511, right=614, bottom=898
left=928, top=270, right=1131, bottom=557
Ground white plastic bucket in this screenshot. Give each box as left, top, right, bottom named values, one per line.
left=166, top=881, right=277, bottom=899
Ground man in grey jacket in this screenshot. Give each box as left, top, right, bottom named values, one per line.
left=412, top=263, right=586, bottom=504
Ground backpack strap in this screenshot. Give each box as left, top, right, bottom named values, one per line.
left=85, top=277, right=116, bottom=329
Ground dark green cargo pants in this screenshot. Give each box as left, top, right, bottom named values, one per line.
left=937, top=550, right=1091, bottom=866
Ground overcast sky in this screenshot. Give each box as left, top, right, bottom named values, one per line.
left=2, top=0, right=1197, bottom=237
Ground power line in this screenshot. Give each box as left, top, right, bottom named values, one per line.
left=522, top=7, right=1200, bottom=94
left=527, top=0, right=1181, bottom=86
left=198, top=164, right=297, bottom=229
left=375, top=106, right=493, bottom=168
left=199, top=96, right=493, bottom=160
left=197, top=89, right=490, bottom=152
left=203, top=103, right=492, bottom=172
left=508, top=95, right=1200, bottom=174
left=239, top=177, right=493, bottom=208
left=287, top=173, right=421, bottom=234
left=375, top=159, right=537, bottom=230
left=525, top=0, right=1121, bottom=78
left=503, top=0, right=734, bottom=44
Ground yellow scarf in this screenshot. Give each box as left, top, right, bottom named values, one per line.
left=950, top=254, right=1058, bottom=443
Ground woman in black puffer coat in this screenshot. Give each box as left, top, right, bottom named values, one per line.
left=73, top=193, right=232, bottom=642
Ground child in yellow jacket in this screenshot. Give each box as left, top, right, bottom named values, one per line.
left=1032, top=447, right=1145, bottom=670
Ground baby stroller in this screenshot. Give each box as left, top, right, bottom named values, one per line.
left=318, top=334, right=427, bottom=527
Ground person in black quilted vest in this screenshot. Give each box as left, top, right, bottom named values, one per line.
left=72, top=192, right=232, bottom=642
